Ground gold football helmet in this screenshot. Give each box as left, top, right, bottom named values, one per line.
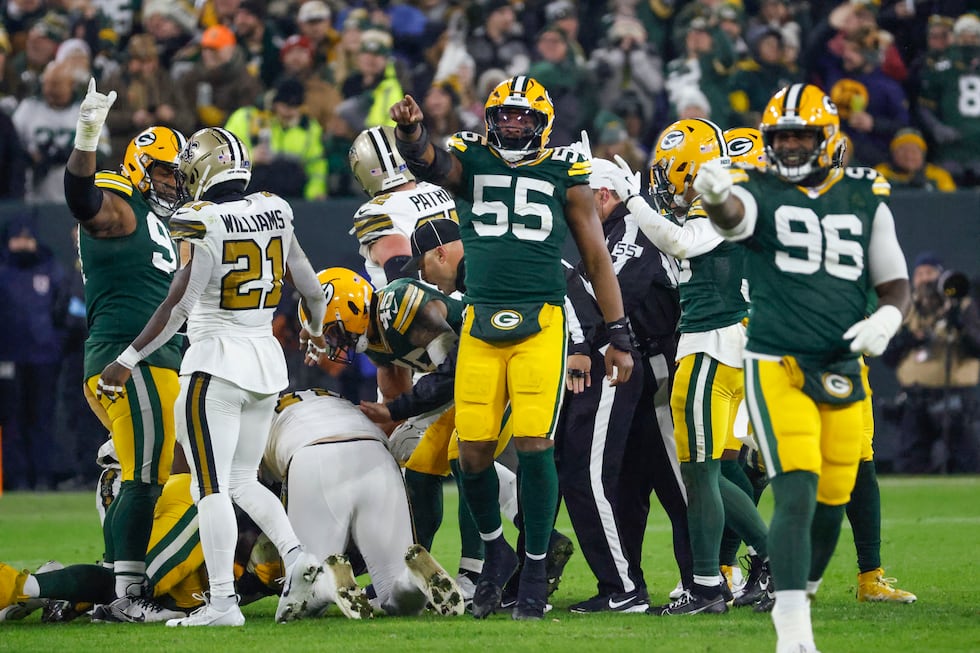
left=122, top=126, right=187, bottom=216
left=724, top=127, right=767, bottom=169
left=760, top=83, right=845, bottom=183
left=298, top=268, right=374, bottom=364
left=484, top=76, right=555, bottom=162
left=349, top=126, right=415, bottom=197
left=177, top=127, right=252, bottom=202
left=650, top=118, right=730, bottom=215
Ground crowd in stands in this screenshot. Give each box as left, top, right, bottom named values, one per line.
left=1, top=0, right=979, bottom=203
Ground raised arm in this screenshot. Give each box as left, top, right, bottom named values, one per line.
left=389, top=94, right=464, bottom=193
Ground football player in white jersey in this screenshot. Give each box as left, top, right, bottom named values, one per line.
left=264, top=388, right=464, bottom=617
left=97, top=127, right=330, bottom=627
left=349, top=125, right=458, bottom=288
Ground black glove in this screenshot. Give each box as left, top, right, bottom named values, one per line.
left=607, top=317, right=637, bottom=354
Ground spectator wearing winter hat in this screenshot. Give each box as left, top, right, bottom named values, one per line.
left=825, top=26, right=909, bottom=167
left=278, top=34, right=342, bottom=132
left=225, top=76, right=327, bottom=200
left=874, top=128, right=956, bottom=191
left=466, top=0, right=530, bottom=79
left=340, top=29, right=408, bottom=128
left=141, top=0, right=198, bottom=74
left=6, top=11, right=68, bottom=102
left=235, top=0, right=284, bottom=88
left=527, top=23, right=598, bottom=146
left=591, top=110, right=647, bottom=173
left=664, top=17, right=736, bottom=126
left=296, top=1, right=340, bottom=80
left=917, top=14, right=980, bottom=187
left=177, top=24, right=263, bottom=130
left=728, top=25, right=800, bottom=127
left=101, top=34, right=195, bottom=168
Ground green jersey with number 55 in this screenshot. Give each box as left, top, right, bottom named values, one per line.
left=448, top=132, right=591, bottom=305
left=79, top=172, right=182, bottom=377
left=366, top=278, right=466, bottom=372
left=735, top=166, right=891, bottom=363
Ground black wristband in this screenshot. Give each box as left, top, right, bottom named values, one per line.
left=606, top=317, right=636, bottom=353
left=396, top=122, right=419, bottom=136
left=568, top=342, right=591, bottom=357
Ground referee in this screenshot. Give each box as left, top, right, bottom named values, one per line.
left=556, top=158, right=691, bottom=613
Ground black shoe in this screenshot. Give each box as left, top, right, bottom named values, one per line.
left=512, top=596, right=547, bottom=621
left=734, top=555, right=771, bottom=607
left=545, top=531, right=574, bottom=596
left=512, top=558, right=547, bottom=621
left=569, top=589, right=650, bottom=614
left=754, top=582, right=775, bottom=613
left=648, top=586, right=729, bottom=616
left=472, top=537, right=518, bottom=619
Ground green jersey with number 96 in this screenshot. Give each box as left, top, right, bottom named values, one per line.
left=736, top=166, right=891, bottom=364
left=448, top=132, right=591, bottom=305
left=78, top=171, right=183, bottom=377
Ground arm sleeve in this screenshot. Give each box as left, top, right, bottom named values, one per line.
left=627, top=196, right=727, bottom=258
left=136, top=245, right=214, bottom=360
left=712, top=185, right=758, bottom=241
left=868, top=203, right=908, bottom=286
left=386, top=346, right=457, bottom=421
left=286, top=236, right=326, bottom=337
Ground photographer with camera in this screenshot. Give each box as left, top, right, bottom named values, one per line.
left=882, top=253, right=980, bottom=473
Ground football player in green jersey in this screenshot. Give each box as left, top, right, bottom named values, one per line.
left=63, top=79, right=187, bottom=619
left=694, top=83, right=911, bottom=653
left=389, top=76, right=634, bottom=620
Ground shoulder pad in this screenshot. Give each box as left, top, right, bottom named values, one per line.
left=169, top=203, right=214, bottom=240
left=449, top=131, right=486, bottom=152
left=94, top=172, right=134, bottom=197
left=871, top=172, right=891, bottom=197
left=353, top=210, right=394, bottom=242
left=391, top=281, right=427, bottom=335
left=729, top=168, right=750, bottom=184
left=686, top=199, right=709, bottom=219
left=843, top=167, right=891, bottom=197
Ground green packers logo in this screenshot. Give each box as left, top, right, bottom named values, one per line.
left=491, top=310, right=523, bottom=330
left=822, top=373, right=853, bottom=398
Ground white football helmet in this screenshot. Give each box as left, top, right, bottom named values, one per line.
left=177, top=127, right=252, bottom=201
left=349, top=126, right=415, bottom=197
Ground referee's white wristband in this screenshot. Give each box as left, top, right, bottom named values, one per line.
left=115, top=346, right=142, bottom=370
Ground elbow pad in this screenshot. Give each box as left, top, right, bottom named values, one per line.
left=64, top=170, right=104, bottom=221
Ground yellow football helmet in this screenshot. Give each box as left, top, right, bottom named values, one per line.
left=298, top=268, right=374, bottom=364
left=760, top=83, right=845, bottom=183
left=121, top=126, right=187, bottom=216
left=349, top=126, right=415, bottom=197
left=650, top=118, right=730, bottom=215
left=177, top=127, right=252, bottom=202
left=724, top=127, right=767, bottom=169
left=484, top=76, right=555, bottom=162
left=829, top=78, right=869, bottom=120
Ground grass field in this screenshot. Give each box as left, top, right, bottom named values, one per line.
left=1, top=476, right=979, bottom=653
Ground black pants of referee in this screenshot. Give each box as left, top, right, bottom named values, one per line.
left=556, top=347, right=692, bottom=597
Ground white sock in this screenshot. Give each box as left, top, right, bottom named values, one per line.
left=693, top=574, right=719, bottom=588
left=495, top=462, right=518, bottom=522
left=458, top=557, right=483, bottom=574
left=197, top=493, right=239, bottom=600
left=230, top=481, right=301, bottom=559
left=23, top=575, right=39, bottom=598
left=806, top=578, right=822, bottom=597
left=771, top=590, right=815, bottom=651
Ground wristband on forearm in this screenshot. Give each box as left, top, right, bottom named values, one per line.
left=607, top=317, right=636, bottom=353
left=568, top=342, right=591, bottom=357
left=395, top=123, right=430, bottom=163
left=115, top=345, right=143, bottom=370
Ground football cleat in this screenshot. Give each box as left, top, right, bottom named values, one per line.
left=471, top=537, right=518, bottom=619
left=569, top=588, right=650, bottom=614
left=166, top=598, right=244, bottom=627
left=512, top=561, right=547, bottom=621
left=734, top=555, right=771, bottom=607
left=649, top=586, right=729, bottom=616
left=307, top=554, right=374, bottom=619
left=41, top=600, right=88, bottom=623
left=0, top=560, right=63, bottom=620
left=275, top=551, right=324, bottom=623
left=455, top=568, right=480, bottom=609
left=404, top=545, right=464, bottom=616
left=857, top=568, right=917, bottom=603
left=754, top=581, right=776, bottom=613
left=668, top=579, right=685, bottom=600
left=545, top=531, right=575, bottom=596
left=91, top=595, right=186, bottom=623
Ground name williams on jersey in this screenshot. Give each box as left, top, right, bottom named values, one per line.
left=221, top=211, right=286, bottom=233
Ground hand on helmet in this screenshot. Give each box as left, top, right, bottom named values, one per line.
left=692, top=159, right=732, bottom=205
left=75, top=78, right=116, bottom=152
left=612, top=155, right=642, bottom=200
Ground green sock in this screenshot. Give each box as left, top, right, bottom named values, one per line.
left=102, top=493, right=118, bottom=564
left=809, top=502, right=847, bottom=582
left=111, top=481, right=160, bottom=562
left=768, top=471, right=818, bottom=591
left=846, top=460, right=881, bottom=573
left=680, top=460, right=724, bottom=578
left=404, top=469, right=444, bottom=550
left=516, top=448, right=558, bottom=557
left=720, top=475, right=769, bottom=558
left=450, top=459, right=484, bottom=561
left=36, top=564, right=114, bottom=604
left=719, top=459, right=757, bottom=564
left=460, top=464, right=502, bottom=537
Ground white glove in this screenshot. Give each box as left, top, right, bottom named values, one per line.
left=843, top=305, right=904, bottom=357
left=612, top=155, right=642, bottom=200
left=388, top=421, right=425, bottom=464
left=692, top=158, right=732, bottom=205
left=75, top=77, right=116, bottom=152
left=568, top=129, right=593, bottom=160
